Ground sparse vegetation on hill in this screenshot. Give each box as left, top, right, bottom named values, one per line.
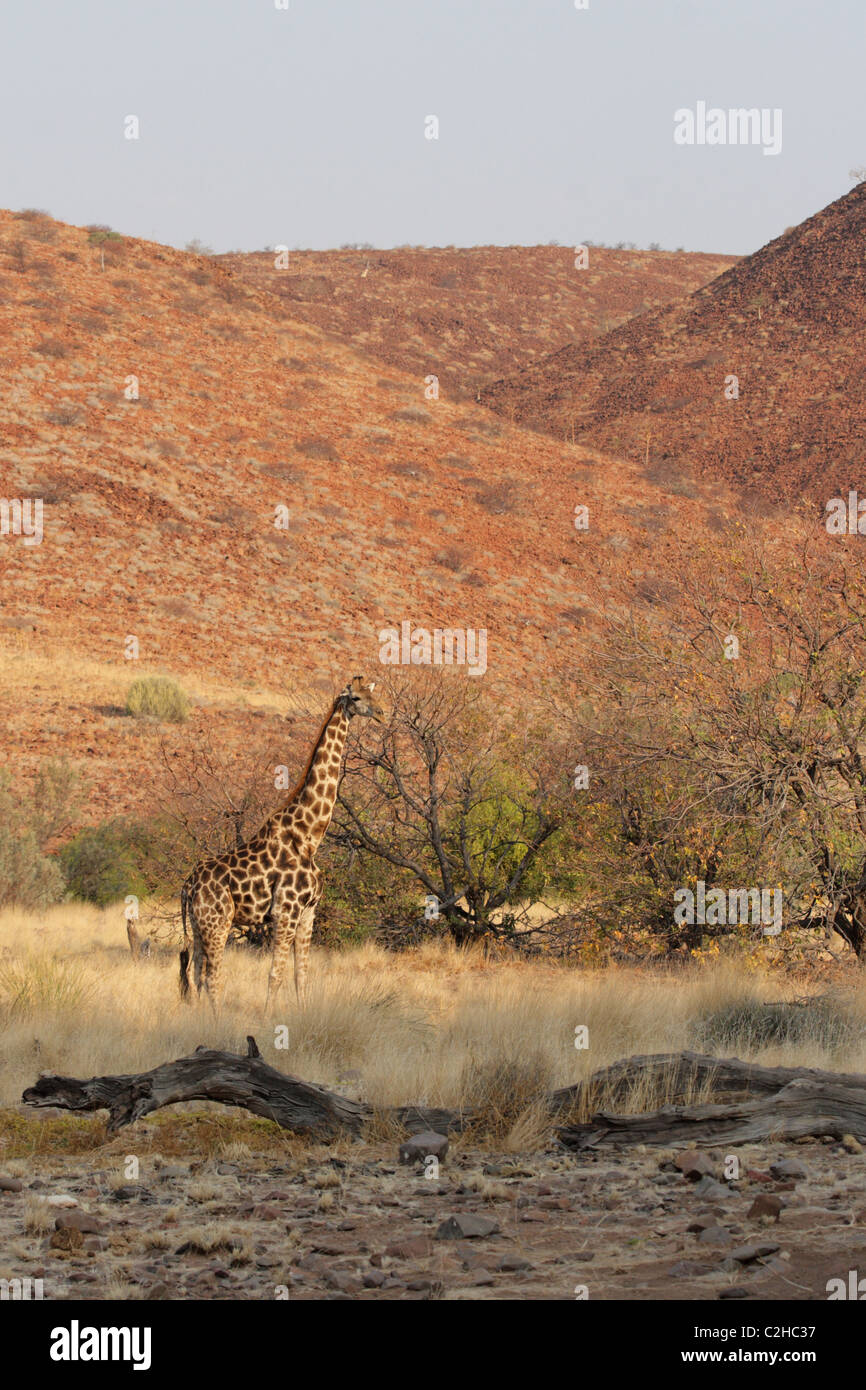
left=125, top=676, right=190, bottom=723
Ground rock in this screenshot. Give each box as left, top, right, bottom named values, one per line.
left=399, top=1132, right=449, bottom=1165
left=696, top=1225, right=731, bottom=1245
left=322, top=1269, right=360, bottom=1294
left=729, top=1243, right=780, bottom=1263
left=407, top=1277, right=433, bottom=1291
left=0, top=1175, right=23, bottom=1192
left=745, top=1169, right=773, bottom=1182
left=435, top=1214, right=500, bottom=1240
left=82, top=1236, right=109, bottom=1253
left=691, top=1177, right=734, bottom=1201
left=384, top=1236, right=432, bottom=1260
left=675, top=1150, right=716, bottom=1181
left=667, top=1260, right=713, bottom=1278
left=769, top=1159, right=807, bottom=1181
left=498, top=1255, right=532, bottom=1272
left=45, top=1194, right=78, bottom=1208
left=55, top=1210, right=101, bottom=1234
left=842, top=1135, right=863, bottom=1155
left=748, top=1194, right=784, bottom=1220
left=719, top=1286, right=751, bottom=1300
left=309, top=1238, right=360, bottom=1256
left=363, top=1269, right=386, bottom=1288
left=472, top=1272, right=495, bottom=1286
left=251, top=1204, right=282, bottom=1221
left=143, top=1282, right=170, bottom=1299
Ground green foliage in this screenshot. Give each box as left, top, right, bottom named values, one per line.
left=58, top=820, right=150, bottom=906
left=0, top=769, right=69, bottom=910
left=125, top=676, right=190, bottom=723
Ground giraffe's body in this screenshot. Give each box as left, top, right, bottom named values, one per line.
left=179, top=677, right=383, bottom=1007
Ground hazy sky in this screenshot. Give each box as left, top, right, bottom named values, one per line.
left=2, top=0, right=864, bottom=256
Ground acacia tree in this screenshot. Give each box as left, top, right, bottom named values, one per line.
left=575, top=525, right=866, bottom=958
left=330, top=672, right=571, bottom=943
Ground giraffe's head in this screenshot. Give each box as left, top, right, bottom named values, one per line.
left=339, top=675, right=385, bottom=721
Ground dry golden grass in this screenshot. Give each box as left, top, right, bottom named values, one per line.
left=1, top=901, right=864, bottom=1142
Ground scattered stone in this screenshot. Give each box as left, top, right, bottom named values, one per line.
left=697, top=1226, right=731, bottom=1245
left=729, top=1243, right=780, bottom=1263
left=55, top=1210, right=101, bottom=1234
left=675, top=1150, right=716, bottom=1181
left=436, top=1214, right=500, bottom=1241
left=251, top=1204, right=282, bottom=1221
left=691, top=1177, right=734, bottom=1201
left=719, top=1286, right=751, bottom=1300
left=143, top=1282, right=171, bottom=1299
left=363, top=1269, right=386, bottom=1288
left=472, top=1272, right=495, bottom=1286
left=748, top=1194, right=784, bottom=1221
left=322, top=1269, right=360, bottom=1294
left=45, top=1194, right=78, bottom=1208
left=769, top=1159, right=807, bottom=1181
left=498, top=1255, right=532, bottom=1272
left=842, top=1135, right=863, bottom=1155
left=745, top=1170, right=772, bottom=1182
left=384, top=1236, right=432, bottom=1260
left=399, top=1132, right=449, bottom=1165
left=407, top=1277, right=433, bottom=1291
left=667, top=1260, right=713, bottom=1278
left=0, top=1176, right=23, bottom=1192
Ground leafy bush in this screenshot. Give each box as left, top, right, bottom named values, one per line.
left=125, top=676, right=190, bottom=723
left=58, top=820, right=150, bottom=906
left=0, top=769, right=68, bottom=911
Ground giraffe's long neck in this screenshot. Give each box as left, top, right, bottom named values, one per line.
left=280, top=702, right=350, bottom=849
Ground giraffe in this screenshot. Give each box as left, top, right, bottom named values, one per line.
left=179, top=676, right=384, bottom=1008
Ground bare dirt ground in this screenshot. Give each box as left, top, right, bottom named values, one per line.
left=2, top=1119, right=864, bottom=1301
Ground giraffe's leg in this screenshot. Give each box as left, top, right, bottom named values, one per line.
left=197, top=891, right=234, bottom=1011
left=266, top=899, right=301, bottom=1011
left=293, top=905, right=316, bottom=1009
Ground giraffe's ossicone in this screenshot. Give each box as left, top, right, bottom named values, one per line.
left=179, top=676, right=384, bottom=1008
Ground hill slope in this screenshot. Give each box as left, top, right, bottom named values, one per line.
left=220, top=244, right=735, bottom=401
left=0, top=211, right=739, bottom=815
left=481, top=184, right=866, bottom=501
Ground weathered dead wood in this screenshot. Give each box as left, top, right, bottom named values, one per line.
left=25, top=1044, right=866, bottom=1149
left=550, top=1050, right=866, bottom=1110
left=22, top=1037, right=369, bottom=1140
left=556, top=1051, right=866, bottom=1150
left=21, top=1037, right=471, bottom=1139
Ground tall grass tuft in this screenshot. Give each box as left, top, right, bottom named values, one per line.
left=125, top=676, right=190, bottom=723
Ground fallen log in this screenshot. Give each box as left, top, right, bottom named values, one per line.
left=22, top=1038, right=369, bottom=1140
left=550, top=1049, right=866, bottom=1110
left=21, top=1037, right=471, bottom=1140
left=557, top=1053, right=866, bottom=1150
left=24, top=1044, right=866, bottom=1149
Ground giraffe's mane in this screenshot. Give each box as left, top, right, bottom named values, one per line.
left=280, top=697, right=339, bottom=808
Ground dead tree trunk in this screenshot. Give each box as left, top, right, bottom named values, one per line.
left=22, top=1038, right=369, bottom=1140
left=21, top=1038, right=471, bottom=1140
left=556, top=1051, right=866, bottom=1150
left=23, top=1045, right=866, bottom=1149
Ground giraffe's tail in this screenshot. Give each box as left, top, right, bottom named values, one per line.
left=179, top=883, right=191, bottom=1000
